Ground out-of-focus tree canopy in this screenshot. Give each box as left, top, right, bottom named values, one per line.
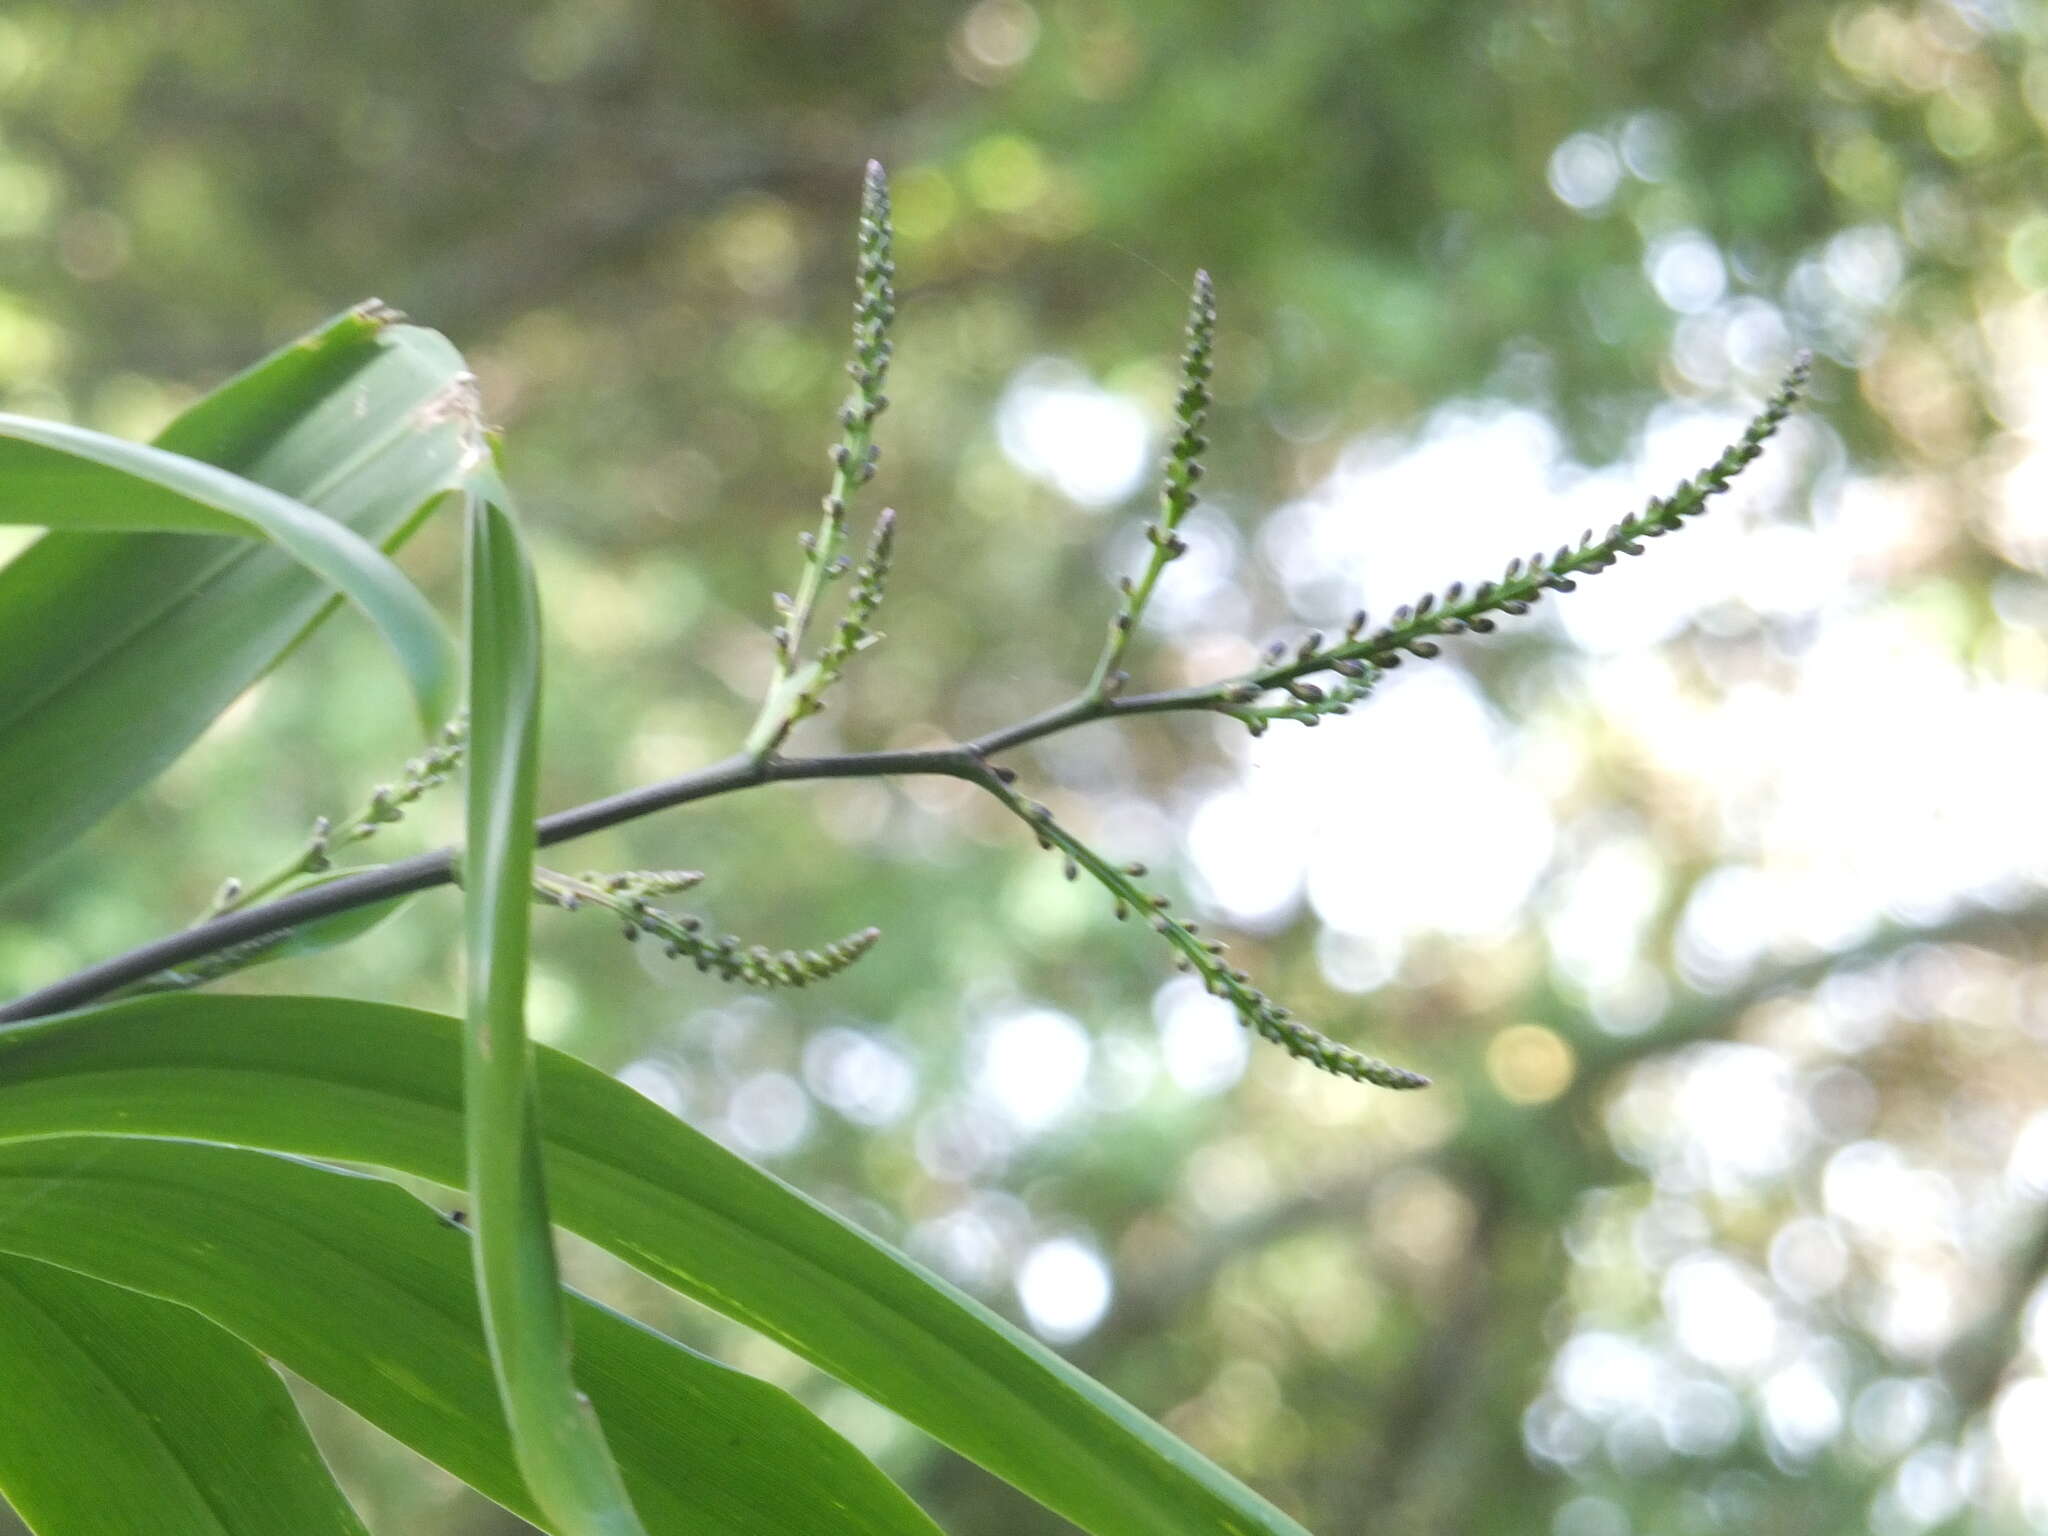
left=2, top=1, right=2047, bottom=1531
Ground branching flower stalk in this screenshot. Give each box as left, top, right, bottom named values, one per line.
left=163, top=728, right=881, bottom=996
left=1213, top=632, right=1381, bottom=737
left=3, top=176, right=1812, bottom=1097
left=745, top=160, right=896, bottom=760
left=1087, top=270, right=1215, bottom=701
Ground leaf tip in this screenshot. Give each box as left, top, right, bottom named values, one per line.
left=349, top=298, right=409, bottom=330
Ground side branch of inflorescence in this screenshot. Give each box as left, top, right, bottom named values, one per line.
left=1087, top=270, right=1217, bottom=701
left=1227, top=356, right=1812, bottom=703
left=533, top=866, right=881, bottom=988
left=961, top=755, right=1428, bottom=1089
left=747, top=160, right=897, bottom=759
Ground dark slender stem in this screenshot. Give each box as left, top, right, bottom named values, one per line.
left=0, top=686, right=1237, bottom=1025
left=967, top=685, right=1220, bottom=757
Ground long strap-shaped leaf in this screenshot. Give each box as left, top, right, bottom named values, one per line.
left=0, top=305, right=481, bottom=890
left=0, top=1137, right=939, bottom=1536
left=0, top=1253, right=371, bottom=1536
left=463, top=480, right=647, bottom=1533
left=0, top=414, right=455, bottom=727
left=0, top=996, right=1313, bottom=1536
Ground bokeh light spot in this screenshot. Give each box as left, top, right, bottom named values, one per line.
left=725, top=1071, right=812, bottom=1157
left=997, top=359, right=1150, bottom=507
left=1016, top=1235, right=1113, bottom=1342
left=957, top=0, right=1039, bottom=75
left=1547, top=133, right=1621, bottom=212
left=1645, top=229, right=1727, bottom=314
left=965, top=134, right=1050, bottom=213
left=1486, top=1023, right=1577, bottom=1105
left=804, top=1027, right=917, bottom=1127
left=2007, top=215, right=2048, bottom=289
left=1153, top=977, right=1249, bottom=1097
left=974, top=1007, right=1092, bottom=1129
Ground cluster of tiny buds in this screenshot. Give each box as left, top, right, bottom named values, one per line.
left=1200, top=357, right=1813, bottom=725
left=669, top=925, right=882, bottom=989
left=1168, top=273, right=1215, bottom=478
left=1088, top=270, right=1217, bottom=697
left=204, top=717, right=470, bottom=919
left=830, top=439, right=881, bottom=487
left=533, top=866, right=881, bottom=990
left=302, top=716, right=469, bottom=872
left=757, top=163, right=898, bottom=702
left=1211, top=630, right=1380, bottom=734
left=816, top=510, right=895, bottom=672
left=1146, top=276, right=1214, bottom=550
left=1146, top=525, right=1190, bottom=559
left=844, top=160, right=896, bottom=434
left=562, top=870, right=706, bottom=907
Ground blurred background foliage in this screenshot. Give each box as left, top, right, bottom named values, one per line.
left=2, top=0, right=2047, bottom=1531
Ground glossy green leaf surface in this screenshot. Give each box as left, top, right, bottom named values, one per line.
left=0, top=412, right=454, bottom=727
left=247, top=872, right=415, bottom=964
left=0, top=1253, right=370, bottom=1536
left=461, top=479, right=647, bottom=1531
left=118, top=881, right=412, bottom=996
left=0, top=304, right=481, bottom=890
left=0, top=1136, right=939, bottom=1536
left=0, top=995, right=1311, bottom=1536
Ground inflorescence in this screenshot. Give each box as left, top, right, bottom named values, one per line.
left=970, top=760, right=1430, bottom=1089
left=146, top=162, right=1809, bottom=1093
left=166, top=729, right=882, bottom=996
left=808, top=505, right=895, bottom=707
left=1193, top=354, right=1812, bottom=734
left=747, top=159, right=898, bottom=759
left=1088, top=269, right=1216, bottom=700
left=203, top=716, right=469, bottom=920
left=719, top=166, right=1805, bottom=1090
left=532, top=866, right=881, bottom=988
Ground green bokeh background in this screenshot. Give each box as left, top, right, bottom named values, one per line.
left=3, top=1, right=2047, bottom=1531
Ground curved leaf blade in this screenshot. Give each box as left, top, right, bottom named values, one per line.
left=0, top=1253, right=371, bottom=1536
left=0, top=304, right=480, bottom=890
left=461, top=480, right=647, bottom=1531
left=0, top=1136, right=940, bottom=1536
left=0, top=996, right=1312, bottom=1536
left=0, top=413, right=456, bottom=726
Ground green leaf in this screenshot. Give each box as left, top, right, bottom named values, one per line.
left=261, top=874, right=415, bottom=961
left=0, top=412, right=455, bottom=727
left=0, top=1137, right=940, bottom=1536
left=0, top=996, right=1312, bottom=1536
left=461, top=481, right=647, bottom=1532
left=0, top=304, right=482, bottom=891
left=120, top=871, right=413, bottom=997
left=0, top=1253, right=371, bottom=1536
